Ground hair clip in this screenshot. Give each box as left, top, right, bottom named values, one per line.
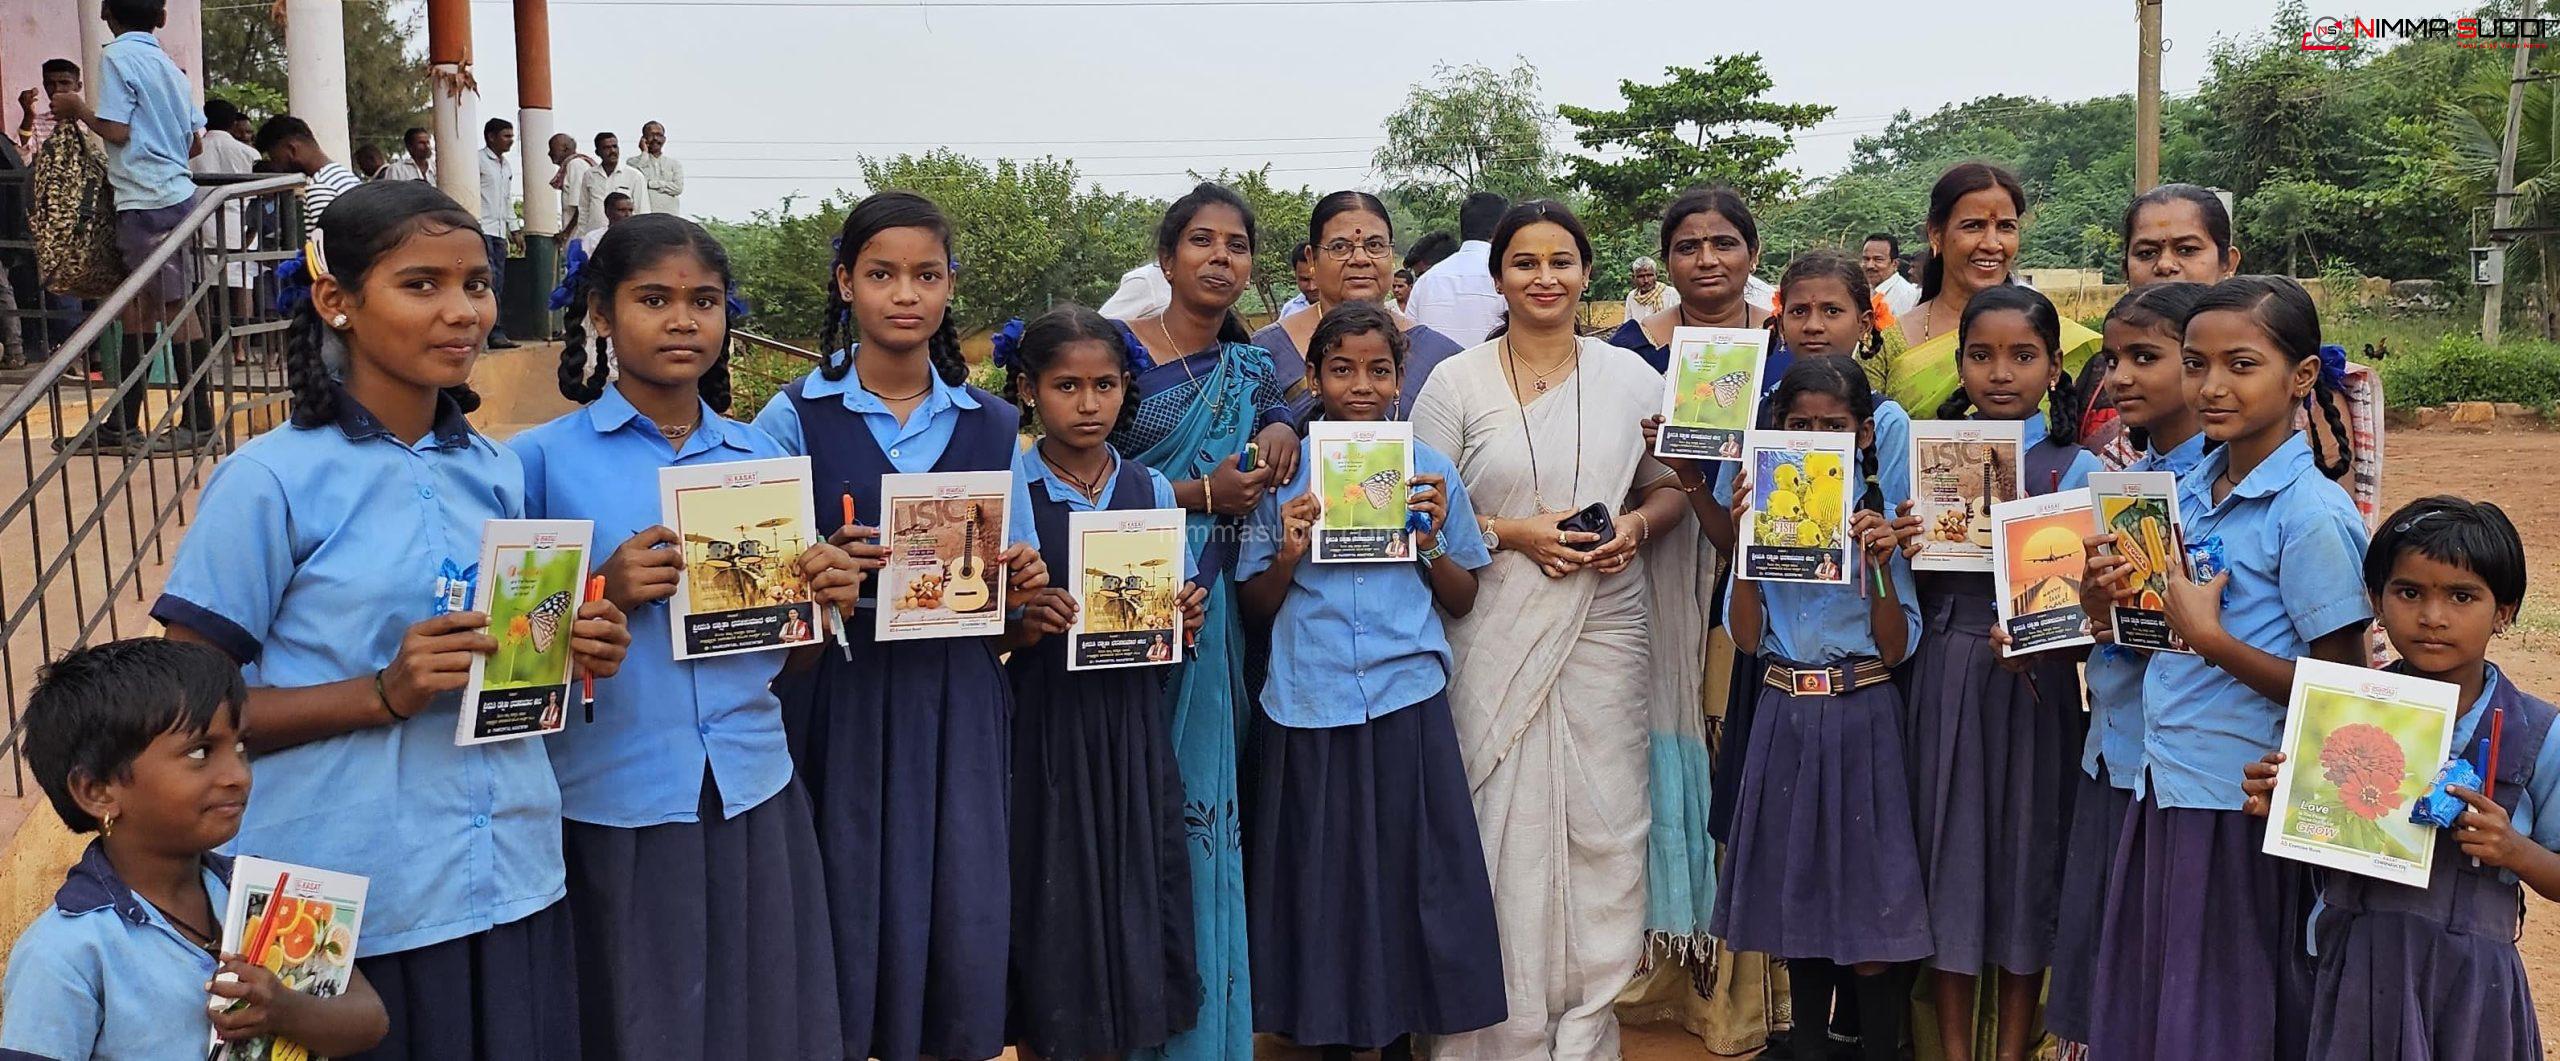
left=989, top=318, right=1026, bottom=369
left=307, top=230, right=332, bottom=281
left=1116, top=321, right=1150, bottom=371
left=2390, top=510, right=2444, bottom=534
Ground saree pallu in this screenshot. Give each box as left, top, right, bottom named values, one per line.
left=1882, top=312, right=2102, bottom=419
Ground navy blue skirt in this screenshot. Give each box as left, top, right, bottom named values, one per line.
left=1007, top=655, right=1199, bottom=1057
left=347, top=900, right=580, bottom=1061
left=1710, top=676, right=1932, bottom=966
left=779, top=632, right=1012, bottom=1061
left=2044, top=770, right=2130, bottom=1044
left=562, top=773, right=839, bottom=1061
left=2088, top=791, right=2315, bottom=1061
left=1247, top=691, right=1507, bottom=1048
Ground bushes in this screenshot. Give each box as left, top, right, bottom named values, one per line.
left=2376, top=335, right=2560, bottom=410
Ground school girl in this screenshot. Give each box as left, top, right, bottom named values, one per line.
left=510, top=214, right=858, bottom=1060
left=750, top=190, right=1045, bottom=1061
left=2045, top=281, right=2212, bottom=1050
left=1700, top=356, right=1925, bottom=1061
left=995, top=304, right=1207, bottom=1058
left=2239, top=497, right=2557, bottom=1060
left=149, top=180, right=631, bottom=1059
left=1887, top=282, right=2101, bottom=1061
left=2084, top=275, right=2371, bottom=1061
left=1236, top=302, right=1506, bottom=1058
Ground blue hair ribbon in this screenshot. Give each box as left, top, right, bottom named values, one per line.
left=2316, top=343, right=2349, bottom=393
left=989, top=317, right=1026, bottom=369
left=548, top=238, right=590, bottom=312
left=270, top=253, right=314, bottom=317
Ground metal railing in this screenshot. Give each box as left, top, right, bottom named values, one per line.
left=0, top=174, right=307, bottom=791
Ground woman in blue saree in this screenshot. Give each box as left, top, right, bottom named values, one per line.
left=1110, top=182, right=1301, bottom=1061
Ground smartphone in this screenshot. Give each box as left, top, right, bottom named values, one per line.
left=1557, top=502, right=1616, bottom=553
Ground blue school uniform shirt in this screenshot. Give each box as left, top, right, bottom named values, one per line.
left=2080, top=431, right=2209, bottom=789
left=509, top=388, right=797, bottom=827
left=1236, top=437, right=1489, bottom=726
left=2138, top=431, right=2372, bottom=810
left=1009, top=443, right=1192, bottom=577
left=752, top=352, right=975, bottom=473
left=150, top=391, right=566, bottom=957
left=1715, top=439, right=1920, bottom=665
left=0, top=845, right=231, bottom=1061
left=94, top=31, right=203, bottom=212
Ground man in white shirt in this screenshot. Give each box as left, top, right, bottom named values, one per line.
left=479, top=117, right=520, bottom=348
left=1863, top=232, right=1921, bottom=318
left=550, top=133, right=596, bottom=239
left=631, top=120, right=684, bottom=217
left=1404, top=192, right=1509, bottom=344
left=255, top=114, right=362, bottom=222
left=381, top=126, right=432, bottom=182
left=193, top=99, right=261, bottom=309
left=575, top=132, right=649, bottom=241
left=1276, top=242, right=1315, bottom=317
left=1098, top=260, right=1170, bottom=319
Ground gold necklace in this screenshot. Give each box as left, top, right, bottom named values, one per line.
left=657, top=419, right=696, bottom=441
left=1509, top=335, right=1578, bottom=393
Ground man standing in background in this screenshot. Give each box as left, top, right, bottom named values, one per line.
left=14, top=59, right=81, bottom=154
left=1405, top=192, right=1509, bottom=344
left=551, top=132, right=597, bottom=240
left=1863, top=232, right=1920, bottom=318
left=632, top=120, right=684, bottom=217
left=479, top=117, right=520, bottom=349
left=381, top=126, right=433, bottom=182
left=573, top=131, right=647, bottom=240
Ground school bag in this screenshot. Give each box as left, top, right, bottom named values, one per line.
left=28, top=126, right=124, bottom=299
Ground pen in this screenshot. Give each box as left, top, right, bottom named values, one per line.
left=834, top=490, right=857, bottom=661
left=582, top=575, right=605, bottom=723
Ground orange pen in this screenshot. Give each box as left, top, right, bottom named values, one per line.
left=581, top=575, right=605, bottom=723
left=832, top=493, right=857, bottom=660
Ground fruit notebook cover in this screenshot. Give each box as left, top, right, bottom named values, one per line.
left=1065, top=507, right=1187, bottom=671
left=1654, top=326, right=1764, bottom=462
left=1307, top=420, right=1416, bottom=563
left=877, top=471, right=1013, bottom=642
left=1989, top=489, right=2098, bottom=656
left=1737, top=429, right=1855, bottom=585
left=2263, top=659, right=2458, bottom=888
left=1907, top=419, right=2023, bottom=573
left=211, top=856, right=369, bottom=1061
left=658, top=456, right=823, bottom=661
left=456, top=519, right=594, bottom=746
left=2087, top=471, right=2191, bottom=654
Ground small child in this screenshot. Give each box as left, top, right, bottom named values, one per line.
left=2, top=638, right=387, bottom=1060
left=2242, top=497, right=2555, bottom=1060
left=1238, top=301, right=1506, bottom=1057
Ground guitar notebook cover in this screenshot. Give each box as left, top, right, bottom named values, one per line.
left=877, top=471, right=1014, bottom=642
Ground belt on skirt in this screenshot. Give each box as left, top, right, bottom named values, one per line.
left=1761, top=656, right=1894, bottom=697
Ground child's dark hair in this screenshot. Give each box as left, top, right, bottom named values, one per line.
left=1309, top=301, right=1410, bottom=367
left=816, top=190, right=968, bottom=387
left=1938, top=284, right=2081, bottom=446
left=283, top=181, right=485, bottom=428
left=2185, top=274, right=2355, bottom=481
left=556, top=213, right=741, bottom=413
left=1658, top=185, right=1760, bottom=261
left=1918, top=162, right=2028, bottom=303
left=1482, top=200, right=1594, bottom=340
left=103, top=0, right=165, bottom=30
left=1154, top=182, right=1257, bottom=346
left=24, top=638, right=245, bottom=834
left=1760, top=355, right=1884, bottom=511
left=1001, top=304, right=1139, bottom=438
left=2363, top=496, right=2526, bottom=609
left=1774, top=250, right=1882, bottom=361
left=2098, top=282, right=2211, bottom=452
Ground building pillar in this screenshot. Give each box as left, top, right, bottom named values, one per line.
left=282, top=0, right=351, bottom=162
left=427, top=0, right=478, bottom=212
left=515, top=0, right=559, bottom=236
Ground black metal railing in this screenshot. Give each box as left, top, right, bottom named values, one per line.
left=0, top=174, right=306, bottom=791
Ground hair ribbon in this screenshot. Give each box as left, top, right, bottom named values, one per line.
left=2315, top=343, right=2349, bottom=393
left=989, top=317, right=1026, bottom=369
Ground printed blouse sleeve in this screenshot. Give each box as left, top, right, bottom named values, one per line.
left=151, top=457, right=295, bottom=665
left=0, top=923, right=100, bottom=1061
left=2278, top=494, right=2376, bottom=643
left=751, top=390, right=806, bottom=457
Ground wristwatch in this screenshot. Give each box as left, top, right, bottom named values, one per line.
left=1479, top=515, right=1503, bottom=552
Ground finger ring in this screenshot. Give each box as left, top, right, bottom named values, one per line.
left=1557, top=532, right=1568, bottom=545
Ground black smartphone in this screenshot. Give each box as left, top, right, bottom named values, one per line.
left=1558, top=502, right=1616, bottom=552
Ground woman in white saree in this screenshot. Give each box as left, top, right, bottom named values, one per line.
left=1412, top=200, right=1692, bottom=1061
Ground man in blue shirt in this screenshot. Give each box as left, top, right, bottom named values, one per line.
left=48, top=0, right=211, bottom=456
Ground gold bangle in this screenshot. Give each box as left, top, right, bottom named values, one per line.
left=1631, top=510, right=1652, bottom=544
left=1202, top=476, right=1216, bottom=514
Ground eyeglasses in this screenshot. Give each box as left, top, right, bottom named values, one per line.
left=1322, top=237, right=1394, bottom=262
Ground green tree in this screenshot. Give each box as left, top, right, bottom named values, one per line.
left=1374, top=60, right=1561, bottom=218
left=201, top=0, right=427, bottom=152
left=1558, top=55, right=1834, bottom=229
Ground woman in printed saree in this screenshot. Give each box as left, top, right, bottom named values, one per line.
left=1883, top=162, right=2101, bottom=417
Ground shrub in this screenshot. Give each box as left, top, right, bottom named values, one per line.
left=2376, top=335, right=2560, bottom=410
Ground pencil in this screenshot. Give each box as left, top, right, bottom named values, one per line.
left=2487, top=706, right=2507, bottom=801
left=581, top=575, right=605, bottom=724
left=243, top=871, right=290, bottom=967
left=834, top=490, right=858, bottom=661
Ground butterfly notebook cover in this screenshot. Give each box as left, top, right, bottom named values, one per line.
left=877, top=471, right=1013, bottom=642
left=1908, top=420, right=2024, bottom=573
left=1065, top=507, right=1187, bottom=671
left=1308, top=420, right=1416, bottom=563
left=2087, top=471, right=2191, bottom=654
left=658, top=456, right=824, bottom=661
left=1737, top=430, right=1855, bottom=585
left=211, top=856, right=368, bottom=1061
left=456, top=519, right=594, bottom=746
left=1989, top=489, right=2098, bottom=656
left=1655, top=326, right=1765, bottom=462
left=2263, top=659, right=2458, bottom=888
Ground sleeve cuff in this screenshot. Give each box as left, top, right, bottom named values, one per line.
left=149, top=595, right=261, bottom=665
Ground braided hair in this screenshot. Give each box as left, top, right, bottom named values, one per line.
left=281, top=181, right=484, bottom=429
left=817, top=191, right=968, bottom=387
left=555, top=213, right=743, bottom=413
left=1000, top=305, right=1142, bottom=439
left=1936, top=285, right=2082, bottom=447
left=1761, top=355, right=1885, bottom=512
left=2184, top=275, right=2356, bottom=481
left=1773, top=250, right=1884, bottom=361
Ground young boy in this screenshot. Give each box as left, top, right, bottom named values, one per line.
left=251, top=114, right=362, bottom=222
left=1, top=638, right=387, bottom=1060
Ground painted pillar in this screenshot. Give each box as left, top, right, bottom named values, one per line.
left=515, top=0, right=559, bottom=235
left=427, top=0, right=478, bottom=213
left=78, top=6, right=111, bottom=108
left=282, top=0, right=351, bottom=161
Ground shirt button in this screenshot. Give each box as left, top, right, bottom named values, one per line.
left=1354, top=576, right=1365, bottom=585
left=890, top=448, right=902, bottom=458
left=471, top=814, right=489, bottom=828
left=697, top=724, right=711, bottom=737
left=417, top=485, right=436, bottom=500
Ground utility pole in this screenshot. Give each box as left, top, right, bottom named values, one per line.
left=2135, top=0, right=2162, bottom=193
left=2484, top=0, right=2535, bottom=344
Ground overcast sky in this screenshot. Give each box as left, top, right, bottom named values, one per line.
left=444, top=0, right=2303, bottom=221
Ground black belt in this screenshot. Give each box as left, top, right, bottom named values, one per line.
left=1762, top=657, right=1894, bottom=696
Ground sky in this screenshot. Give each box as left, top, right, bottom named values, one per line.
left=439, top=0, right=2307, bottom=222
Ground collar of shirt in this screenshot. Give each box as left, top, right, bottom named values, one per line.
left=54, top=843, right=235, bottom=921
left=586, top=386, right=753, bottom=458
left=480, top=145, right=508, bottom=167
left=332, top=386, right=474, bottom=450
left=2188, top=430, right=2317, bottom=510
left=110, top=29, right=163, bottom=50
left=802, top=349, right=982, bottom=421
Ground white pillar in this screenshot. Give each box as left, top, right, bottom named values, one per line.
left=79, top=10, right=112, bottom=108
left=521, top=109, right=560, bottom=233
left=431, top=73, right=479, bottom=213
left=283, top=0, right=351, bottom=162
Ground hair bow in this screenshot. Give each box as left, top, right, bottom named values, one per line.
left=725, top=287, right=751, bottom=319
left=1115, top=319, right=1151, bottom=370
left=988, top=317, right=1026, bottom=368
left=2316, top=343, right=2349, bottom=393
left=270, top=253, right=314, bottom=317
left=548, top=239, right=590, bottom=312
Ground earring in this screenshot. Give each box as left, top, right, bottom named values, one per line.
left=100, top=811, right=115, bottom=837
left=330, top=314, right=349, bottom=328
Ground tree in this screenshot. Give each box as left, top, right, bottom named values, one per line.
left=201, top=0, right=427, bottom=153
left=1191, top=166, right=1316, bottom=314
left=1374, top=61, right=1562, bottom=218
left=1558, top=55, right=1834, bottom=229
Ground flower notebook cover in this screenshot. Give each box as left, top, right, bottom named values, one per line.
left=456, top=519, right=593, bottom=746
left=1654, top=326, right=1765, bottom=462
left=211, top=856, right=369, bottom=1061
left=2263, top=659, right=2458, bottom=887
left=1308, top=420, right=1415, bottom=563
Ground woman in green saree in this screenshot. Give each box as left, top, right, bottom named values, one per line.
left=1882, top=163, right=2102, bottom=417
